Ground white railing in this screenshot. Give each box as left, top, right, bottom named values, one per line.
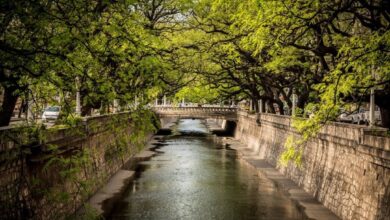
left=152, top=106, right=238, bottom=113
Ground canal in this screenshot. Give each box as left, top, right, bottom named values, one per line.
left=108, top=119, right=304, bottom=220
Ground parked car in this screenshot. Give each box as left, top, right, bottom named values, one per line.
left=351, top=108, right=366, bottom=124
left=364, top=107, right=381, bottom=125
left=42, top=106, right=61, bottom=122
left=338, top=112, right=353, bottom=123
left=337, top=108, right=364, bottom=124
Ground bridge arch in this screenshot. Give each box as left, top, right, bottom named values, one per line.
left=152, top=106, right=238, bottom=136
left=152, top=106, right=238, bottom=121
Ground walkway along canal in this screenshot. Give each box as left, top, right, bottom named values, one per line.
left=107, top=119, right=305, bottom=220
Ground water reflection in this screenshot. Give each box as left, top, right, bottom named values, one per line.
left=108, top=119, right=303, bottom=220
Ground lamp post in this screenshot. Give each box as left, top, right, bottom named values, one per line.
left=135, top=96, right=138, bottom=107
left=113, top=99, right=118, bottom=113
left=75, top=76, right=81, bottom=115
left=369, top=66, right=376, bottom=127
left=259, top=99, right=263, bottom=113
left=292, top=90, right=296, bottom=116
left=369, top=88, right=375, bottom=127
left=27, top=98, right=33, bottom=122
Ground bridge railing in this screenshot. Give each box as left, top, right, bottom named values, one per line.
left=151, top=106, right=238, bottom=113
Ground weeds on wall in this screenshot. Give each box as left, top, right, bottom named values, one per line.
left=279, top=104, right=340, bottom=168
left=0, top=109, right=158, bottom=219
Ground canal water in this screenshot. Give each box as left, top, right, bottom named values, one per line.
left=108, top=119, right=304, bottom=220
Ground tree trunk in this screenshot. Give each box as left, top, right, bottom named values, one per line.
left=259, top=99, right=265, bottom=113
left=18, top=99, right=25, bottom=118
left=297, top=91, right=309, bottom=110
left=81, top=105, right=92, bottom=117
left=375, top=88, right=390, bottom=129
left=275, top=99, right=285, bottom=115
left=266, top=101, right=276, bottom=114
left=380, top=108, right=390, bottom=129
left=252, top=98, right=259, bottom=112
left=0, top=86, right=19, bottom=126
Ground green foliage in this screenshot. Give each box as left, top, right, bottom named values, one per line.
left=279, top=136, right=303, bottom=167
left=1, top=0, right=389, bottom=184
left=180, top=0, right=390, bottom=167
left=129, top=109, right=158, bottom=149
left=0, top=0, right=196, bottom=124
left=60, top=115, right=84, bottom=128
left=175, top=84, right=220, bottom=103
left=72, top=204, right=103, bottom=220
left=38, top=110, right=155, bottom=218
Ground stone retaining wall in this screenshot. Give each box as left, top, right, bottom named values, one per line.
left=235, top=111, right=390, bottom=220
left=0, top=112, right=153, bottom=219
left=159, top=116, right=178, bottom=128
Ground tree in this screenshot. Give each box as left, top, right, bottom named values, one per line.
left=0, top=0, right=184, bottom=124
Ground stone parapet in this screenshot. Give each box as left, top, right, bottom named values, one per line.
left=0, top=112, right=151, bottom=219
left=235, top=111, right=390, bottom=220
left=153, top=106, right=238, bottom=120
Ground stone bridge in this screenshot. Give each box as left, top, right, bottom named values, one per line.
left=152, top=106, right=238, bottom=120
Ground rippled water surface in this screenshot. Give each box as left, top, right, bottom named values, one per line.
left=108, top=119, right=303, bottom=220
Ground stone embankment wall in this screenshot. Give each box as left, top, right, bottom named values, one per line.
left=159, top=116, right=178, bottom=129
left=0, top=112, right=154, bottom=219
left=235, top=111, right=390, bottom=220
